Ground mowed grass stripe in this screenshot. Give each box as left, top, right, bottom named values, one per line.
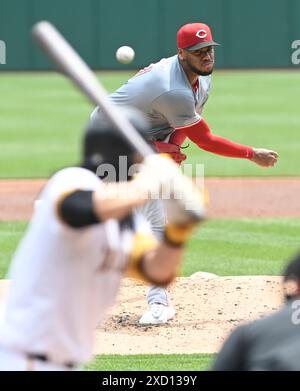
left=1, top=219, right=299, bottom=279
left=183, top=219, right=300, bottom=276
left=0, top=71, right=299, bottom=177
left=0, top=222, right=27, bottom=278
left=85, top=353, right=214, bottom=371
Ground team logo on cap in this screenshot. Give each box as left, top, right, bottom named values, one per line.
left=196, top=29, right=207, bottom=39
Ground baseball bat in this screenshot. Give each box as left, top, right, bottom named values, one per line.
left=31, top=21, right=153, bottom=157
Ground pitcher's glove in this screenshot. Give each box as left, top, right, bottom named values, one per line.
left=152, top=141, right=187, bottom=165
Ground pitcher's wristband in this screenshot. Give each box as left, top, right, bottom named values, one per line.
left=245, top=147, right=254, bottom=159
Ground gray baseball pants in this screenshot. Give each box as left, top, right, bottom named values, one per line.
left=136, top=199, right=170, bottom=306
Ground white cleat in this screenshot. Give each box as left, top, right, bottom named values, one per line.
left=139, top=303, right=176, bottom=325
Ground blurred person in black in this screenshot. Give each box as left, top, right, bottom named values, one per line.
left=212, top=252, right=300, bottom=371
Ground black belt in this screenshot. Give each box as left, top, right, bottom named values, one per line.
left=27, top=353, right=76, bottom=369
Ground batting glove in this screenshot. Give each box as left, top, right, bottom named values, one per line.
left=136, top=154, right=207, bottom=221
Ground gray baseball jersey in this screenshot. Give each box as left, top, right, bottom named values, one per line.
left=91, top=55, right=211, bottom=141
left=90, top=55, right=212, bottom=308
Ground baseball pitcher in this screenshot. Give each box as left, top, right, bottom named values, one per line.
left=90, top=22, right=278, bottom=324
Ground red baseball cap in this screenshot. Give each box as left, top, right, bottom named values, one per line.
left=177, top=22, right=220, bottom=51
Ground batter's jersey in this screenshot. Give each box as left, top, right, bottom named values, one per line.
left=90, top=55, right=211, bottom=141
left=212, top=300, right=300, bottom=371
left=0, top=167, right=151, bottom=365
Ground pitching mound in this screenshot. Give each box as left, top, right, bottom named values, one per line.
left=0, top=276, right=283, bottom=355
left=94, top=274, right=283, bottom=354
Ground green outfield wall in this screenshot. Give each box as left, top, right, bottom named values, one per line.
left=0, top=0, right=299, bottom=70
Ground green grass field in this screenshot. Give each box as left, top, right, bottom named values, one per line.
left=0, top=71, right=300, bottom=178
left=1, top=219, right=299, bottom=279
left=85, top=354, right=214, bottom=371
left=0, top=70, right=299, bottom=371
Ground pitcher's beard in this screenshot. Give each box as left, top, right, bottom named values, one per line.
left=188, top=62, right=214, bottom=76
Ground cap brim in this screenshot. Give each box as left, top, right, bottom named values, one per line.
left=185, top=41, right=220, bottom=51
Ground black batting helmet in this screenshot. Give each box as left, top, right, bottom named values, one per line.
left=82, top=106, right=153, bottom=181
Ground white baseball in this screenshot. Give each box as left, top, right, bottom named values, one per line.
left=116, top=46, right=135, bottom=64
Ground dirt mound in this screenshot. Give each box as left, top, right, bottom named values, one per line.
left=93, top=275, right=283, bottom=354
left=0, top=276, right=282, bottom=354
